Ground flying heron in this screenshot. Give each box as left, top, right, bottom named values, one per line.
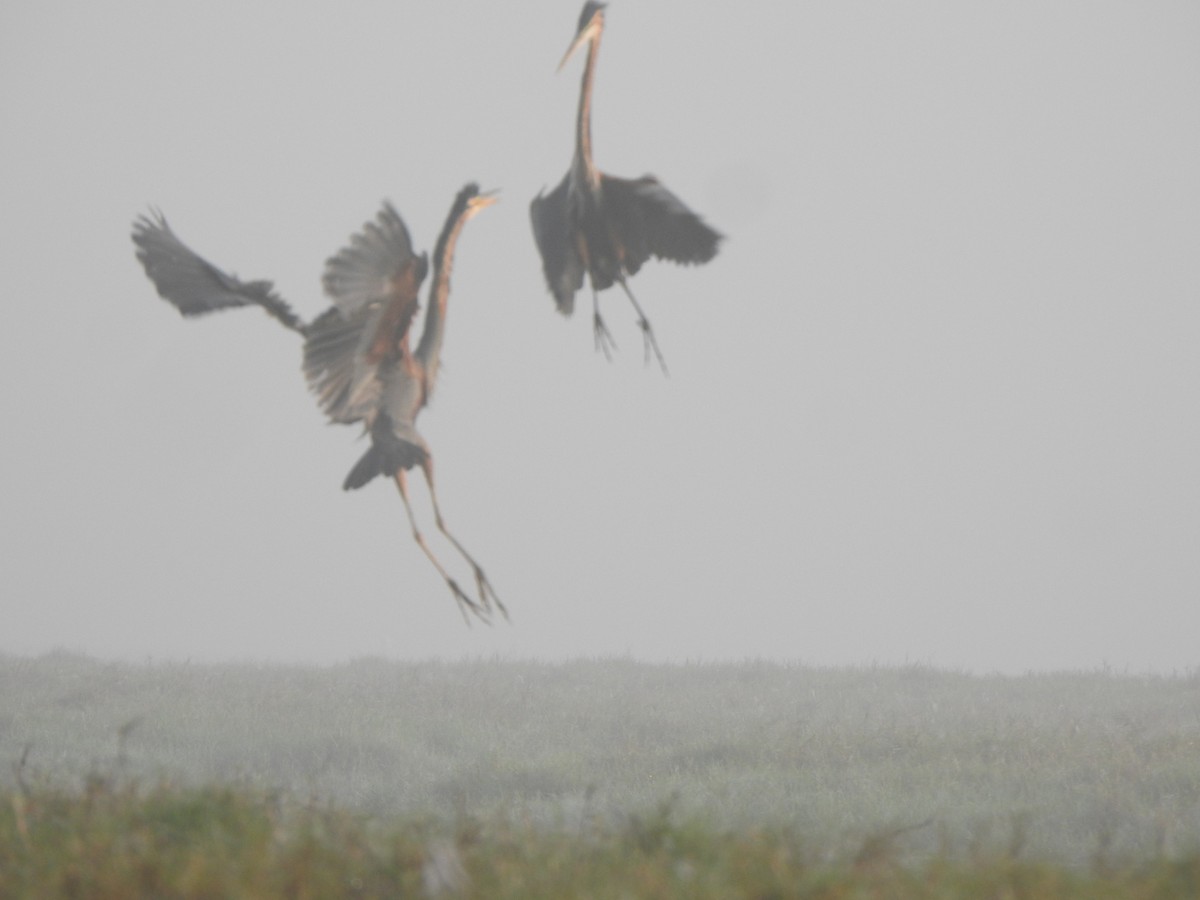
left=530, top=1, right=723, bottom=373
left=132, top=185, right=504, bottom=622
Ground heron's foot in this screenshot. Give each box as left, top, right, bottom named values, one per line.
left=593, top=312, right=617, bottom=361
left=637, top=317, right=669, bottom=376
left=471, top=565, right=509, bottom=623
left=444, top=578, right=489, bottom=626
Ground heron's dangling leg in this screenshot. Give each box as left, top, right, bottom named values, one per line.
left=394, top=470, right=486, bottom=625
left=420, top=460, right=507, bottom=621
left=615, top=276, right=668, bottom=375
left=592, top=289, right=617, bottom=361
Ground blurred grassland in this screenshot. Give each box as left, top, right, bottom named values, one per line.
left=1, top=651, right=1199, bottom=895
left=3, top=779, right=1199, bottom=899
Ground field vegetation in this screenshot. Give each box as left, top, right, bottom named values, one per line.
left=2, top=652, right=1198, bottom=896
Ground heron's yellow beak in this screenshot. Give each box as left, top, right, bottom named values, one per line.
left=468, top=190, right=499, bottom=214
left=557, top=15, right=601, bottom=72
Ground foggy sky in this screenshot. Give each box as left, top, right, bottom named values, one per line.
left=1, top=0, right=1197, bottom=673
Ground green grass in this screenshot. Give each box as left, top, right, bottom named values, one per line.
left=2, top=652, right=1199, bottom=895
left=3, top=779, right=1199, bottom=898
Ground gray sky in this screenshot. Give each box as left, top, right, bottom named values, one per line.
left=2, top=1, right=1197, bottom=674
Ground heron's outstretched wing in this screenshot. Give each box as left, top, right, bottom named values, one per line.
left=131, top=210, right=307, bottom=335
left=322, top=202, right=421, bottom=321
left=600, top=175, right=723, bottom=277
left=302, top=306, right=380, bottom=424
left=530, top=175, right=585, bottom=316
left=306, top=203, right=428, bottom=424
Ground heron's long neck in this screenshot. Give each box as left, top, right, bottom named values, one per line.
left=573, top=32, right=602, bottom=188
left=415, top=211, right=469, bottom=393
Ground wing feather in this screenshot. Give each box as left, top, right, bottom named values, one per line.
left=131, top=211, right=306, bottom=334
left=600, top=175, right=723, bottom=276
left=306, top=202, right=427, bottom=424
left=322, top=202, right=420, bottom=319
left=302, top=306, right=380, bottom=424
left=530, top=176, right=585, bottom=316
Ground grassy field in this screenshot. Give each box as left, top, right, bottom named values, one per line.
left=2, top=652, right=1199, bottom=896
left=4, top=779, right=1199, bottom=898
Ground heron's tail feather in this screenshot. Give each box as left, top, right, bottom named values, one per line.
left=342, top=418, right=428, bottom=491
left=343, top=446, right=382, bottom=491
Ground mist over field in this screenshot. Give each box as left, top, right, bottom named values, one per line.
left=5, top=653, right=1199, bottom=870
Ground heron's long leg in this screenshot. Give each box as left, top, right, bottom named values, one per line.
left=592, top=289, right=617, bottom=361
left=615, top=276, right=668, bottom=375
left=394, top=470, right=485, bottom=624
left=420, top=460, right=507, bottom=621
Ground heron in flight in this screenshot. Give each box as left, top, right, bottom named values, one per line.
left=531, top=1, right=723, bottom=373
left=132, top=185, right=504, bottom=622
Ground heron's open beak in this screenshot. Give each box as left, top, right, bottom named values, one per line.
left=469, top=190, right=499, bottom=213
left=557, top=15, right=602, bottom=72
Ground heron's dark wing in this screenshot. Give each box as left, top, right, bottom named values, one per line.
left=600, top=175, right=723, bottom=276
left=303, top=271, right=428, bottom=426
left=308, top=204, right=428, bottom=425
left=530, top=176, right=585, bottom=316
left=302, top=306, right=380, bottom=424
left=322, top=202, right=421, bottom=321
left=131, top=210, right=307, bottom=335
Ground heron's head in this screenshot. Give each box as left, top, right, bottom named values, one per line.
left=558, top=1, right=606, bottom=72
left=433, top=185, right=498, bottom=281
left=459, top=184, right=499, bottom=221
left=440, top=184, right=498, bottom=247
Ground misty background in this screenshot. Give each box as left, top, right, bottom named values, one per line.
left=1, top=1, right=1197, bottom=674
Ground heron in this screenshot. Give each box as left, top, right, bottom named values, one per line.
left=132, top=185, right=504, bottom=622
left=531, top=1, right=723, bottom=373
